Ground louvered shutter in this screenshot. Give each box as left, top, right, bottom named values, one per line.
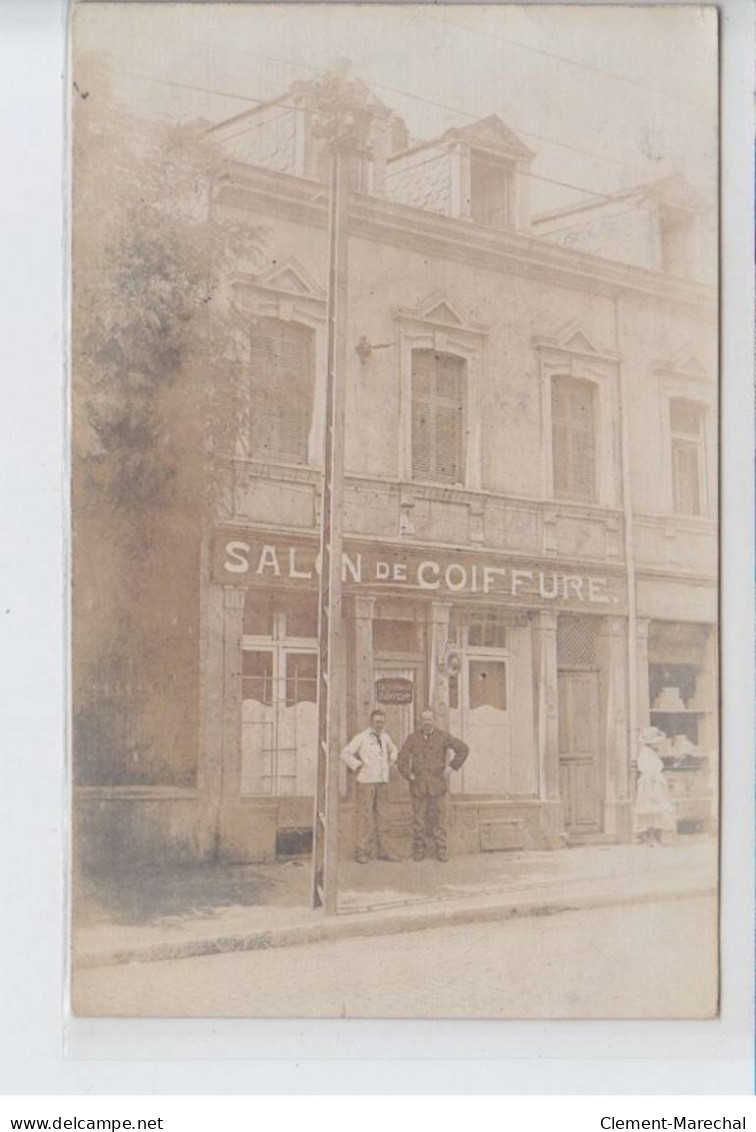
left=670, top=399, right=704, bottom=516
left=248, top=318, right=314, bottom=464
left=411, top=350, right=466, bottom=485
left=552, top=376, right=596, bottom=502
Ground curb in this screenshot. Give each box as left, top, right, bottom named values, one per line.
left=74, top=882, right=715, bottom=970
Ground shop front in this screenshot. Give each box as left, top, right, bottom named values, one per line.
left=208, top=527, right=631, bottom=861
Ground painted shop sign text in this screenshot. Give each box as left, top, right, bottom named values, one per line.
left=214, top=531, right=624, bottom=608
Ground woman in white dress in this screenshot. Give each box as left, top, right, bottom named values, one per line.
left=634, top=725, right=675, bottom=845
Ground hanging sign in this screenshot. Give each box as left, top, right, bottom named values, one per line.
left=375, top=676, right=414, bottom=705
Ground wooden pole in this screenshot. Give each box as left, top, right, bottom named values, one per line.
left=312, top=144, right=349, bottom=913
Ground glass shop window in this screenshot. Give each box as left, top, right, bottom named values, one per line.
left=242, top=650, right=273, bottom=704
left=467, top=609, right=508, bottom=650
left=285, top=653, right=318, bottom=707
left=468, top=660, right=508, bottom=711
left=243, top=597, right=274, bottom=638
left=285, top=595, right=318, bottom=640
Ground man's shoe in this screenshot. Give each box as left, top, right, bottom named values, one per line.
left=377, top=851, right=401, bottom=862
left=412, top=850, right=425, bottom=862
left=436, top=851, right=449, bottom=863
left=355, top=854, right=370, bottom=864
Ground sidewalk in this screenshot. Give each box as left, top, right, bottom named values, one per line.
left=73, top=839, right=717, bottom=970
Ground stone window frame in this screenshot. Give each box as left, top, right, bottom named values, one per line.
left=393, top=294, right=489, bottom=490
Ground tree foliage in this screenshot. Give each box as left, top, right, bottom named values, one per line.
left=72, top=58, right=266, bottom=788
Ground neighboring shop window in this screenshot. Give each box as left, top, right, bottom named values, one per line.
left=557, top=615, right=598, bottom=669
left=411, top=349, right=466, bottom=485
left=247, top=317, right=315, bottom=465
left=670, top=398, right=706, bottom=516
left=648, top=621, right=715, bottom=748
left=285, top=653, right=317, bottom=706
left=551, top=376, right=596, bottom=502
left=468, top=659, right=508, bottom=710
left=470, top=151, right=512, bottom=230
left=242, top=650, right=274, bottom=704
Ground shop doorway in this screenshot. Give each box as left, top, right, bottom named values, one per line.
left=558, top=670, right=602, bottom=833
left=374, top=664, right=417, bottom=802
left=240, top=612, right=318, bottom=797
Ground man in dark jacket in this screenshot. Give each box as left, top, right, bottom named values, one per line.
left=397, top=708, right=469, bottom=862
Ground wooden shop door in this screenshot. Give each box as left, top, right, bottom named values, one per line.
left=558, top=670, right=602, bottom=833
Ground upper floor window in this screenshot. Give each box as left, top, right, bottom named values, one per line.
left=470, top=152, right=512, bottom=230
left=670, top=397, right=706, bottom=516
left=411, top=349, right=466, bottom=485
left=551, top=376, right=596, bottom=503
left=247, top=317, right=314, bottom=465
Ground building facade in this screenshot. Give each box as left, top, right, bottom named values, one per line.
left=76, top=77, right=718, bottom=867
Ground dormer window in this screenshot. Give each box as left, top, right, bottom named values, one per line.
left=469, top=152, right=513, bottom=230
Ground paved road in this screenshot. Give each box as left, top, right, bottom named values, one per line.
left=74, top=895, right=717, bottom=1019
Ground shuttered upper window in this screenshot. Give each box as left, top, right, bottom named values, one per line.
left=470, top=153, right=512, bottom=230
left=247, top=318, right=314, bottom=465
left=551, top=376, right=596, bottom=502
left=411, top=350, right=466, bottom=485
left=670, top=398, right=705, bottom=516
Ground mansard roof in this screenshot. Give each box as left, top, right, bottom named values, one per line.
left=533, top=172, right=710, bottom=226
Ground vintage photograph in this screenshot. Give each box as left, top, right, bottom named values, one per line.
left=70, top=2, right=719, bottom=1018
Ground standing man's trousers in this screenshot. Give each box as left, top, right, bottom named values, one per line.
left=355, top=781, right=392, bottom=858
left=411, top=790, right=449, bottom=856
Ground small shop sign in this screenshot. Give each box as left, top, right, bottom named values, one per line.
left=375, top=676, right=414, bottom=705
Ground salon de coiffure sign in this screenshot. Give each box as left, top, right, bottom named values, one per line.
left=212, top=529, right=625, bottom=610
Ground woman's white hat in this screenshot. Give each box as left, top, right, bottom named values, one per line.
left=640, top=725, right=666, bottom=745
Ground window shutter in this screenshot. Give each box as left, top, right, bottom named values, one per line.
left=670, top=399, right=704, bottom=516
left=411, top=350, right=466, bottom=485
left=552, top=376, right=596, bottom=502
left=248, top=318, right=314, bottom=464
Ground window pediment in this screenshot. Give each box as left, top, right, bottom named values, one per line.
left=533, top=318, right=618, bottom=363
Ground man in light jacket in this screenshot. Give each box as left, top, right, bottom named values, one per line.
left=341, top=708, right=400, bottom=864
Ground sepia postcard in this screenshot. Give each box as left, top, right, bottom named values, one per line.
left=70, top=2, right=720, bottom=1019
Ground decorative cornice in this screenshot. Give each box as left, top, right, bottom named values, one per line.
left=213, top=164, right=717, bottom=317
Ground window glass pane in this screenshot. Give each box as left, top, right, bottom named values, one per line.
left=285, top=652, right=317, bottom=706
left=242, top=650, right=273, bottom=704
left=285, top=596, right=318, bottom=639
left=243, top=596, right=273, bottom=637
left=468, top=611, right=507, bottom=650
left=469, top=660, right=507, bottom=710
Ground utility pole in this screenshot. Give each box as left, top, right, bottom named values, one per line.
left=311, top=72, right=373, bottom=913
